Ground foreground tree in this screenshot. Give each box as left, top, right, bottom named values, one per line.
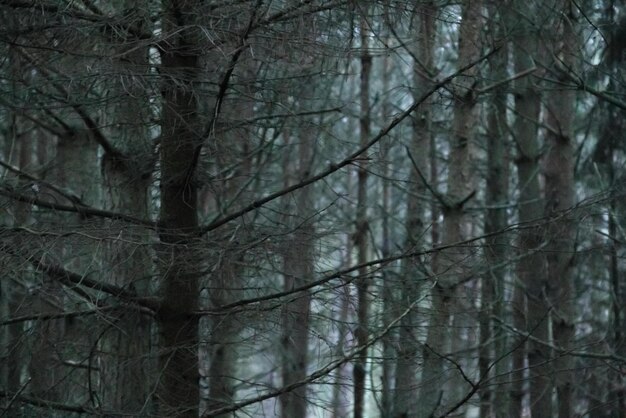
left=155, top=2, right=204, bottom=415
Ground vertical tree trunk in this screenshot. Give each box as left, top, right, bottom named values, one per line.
left=379, top=29, right=394, bottom=418
left=607, top=114, right=626, bottom=418
left=157, top=1, right=201, bottom=415
left=280, top=127, right=315, bottom=418
left=480, top=17, right=510, bottom=418
left=544, top=4, right=577, bottom=416
left=511, top=5, right=552, bottom=414
left=332, top=200, right=355, bottom=418
left=393, top=3, right=436, bottom=417
left=279, top=228, right=313, bottom=418
left=201, top=62, right=259, bottom=416
left=204, top=256, right=241, bottom=418
left=353, top=13, right=371, bottom=418
left=417, top=1, right=482, bottom=416
left=100, top=162, right=153, bottom=415
left=17, top=124, right=65, bottom=404
left=99, top=6, right=154, bottom=413
left=1, top=48, right=31, bottom=409
left=594, top=4, right=625, bottom=415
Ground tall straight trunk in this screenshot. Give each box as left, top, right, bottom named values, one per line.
left=17, top=124, right=65, bottom=403
left=392, top=3, right=435, bottom=417
left=157, top=1, right=201, bottom=415
left=479, top=20, right=509, bottom=418
left=279, top=227, right=313, bottom=418
left=28, top=274, right=64, bottom=403
left=332, top=72, right=359, bottom=418
left=511, top=5, right=552, bottom=414
left=100, top=163, right=153, bottom=415
left=602, top=151, right=623, bottom=418
left=544, top=4, right=577, bottom=416
left=380, top=32, right=394, bottom=418
left=332, top=191, right=355, bottom=418
left=280, top=127, right=315, bottom=418
left=33, top=130, right=100, bottom=407
left=607, top=108, right=626, bottom=418
left=99, top=6, right=154, bottom=413
left=393, top=121, right=427, bottom=418
left=202, top=252, right=243, bottom=418
left=204, top=255, right=241, bottom=418
left=597, top=4, right=625, bottom=414
left=418, top=1, right=482, bottom=416
left=203, top=104, right=253, bottom=418
left=1, top=47, right=31, bottom=407
left=353, top=14, right=371, bottom=418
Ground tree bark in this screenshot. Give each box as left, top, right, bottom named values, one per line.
left=280, top=126, right=315, bottom=418
left=156, top=1, right=202, bottom=415
left=544, top=3, right=577, bottom=416
left=480, top=14, right=510, bottom=417
left=353, top=13, right=371, bottom=418
left=511, top=4, right=552, bottom=414
left=1, top=47, right=31, bottom=410
left=418, top=1, right=482, bottom=416
left=203, top=257, right=240, bottom=418
left=380, top=28, right=394, bottom=418
left=99, top=5, right=154, bottom=413
left=606, top=93, right=626, bottom=418
left=392, top=3, right=436, bottom=417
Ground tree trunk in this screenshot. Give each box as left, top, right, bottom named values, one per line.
left=99, top=6, right=154, bottom=413
left=353, top=13, right=371, bottom=418
left=18, top=122, right=66, bottom=404
left=1, top=48, right=32, bottom=411
left=203, top=256, right=241, bottom=418
left=279, top=226, right=313, bottom=417
left=607, top=100, right=626, bottom=418
left=380, top=31, right=394, bottom=418
left=100, top=161, right=153, bottom=415
left=480, top=16, right=510, bottom=418
left=544, top=4, right=577, bottom=416
left=280, top=127, right=315, bottom=418
left=417, top=1, right=482, bottom=416
left=511, top=4, right=552, bottom=414
left=393, top=3, right=436, bottom=417
left=157, top=1, right=201, bottom=415
left=332, top=201, right=355, bottom=418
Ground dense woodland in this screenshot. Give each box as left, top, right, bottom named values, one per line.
left=0, top=0, right=625, bottom=417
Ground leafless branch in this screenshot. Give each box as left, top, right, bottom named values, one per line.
left=198, top=44, right=503, bottom=235
left=0, top=245, right=159, bottom=312
left=0, top=186, right=156, bottom=227
left=202, top=289, right=423, bottom=417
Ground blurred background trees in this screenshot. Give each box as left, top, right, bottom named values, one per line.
left=0, top=0, right=625, bottom=417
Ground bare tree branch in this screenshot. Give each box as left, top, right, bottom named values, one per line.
left=198, top=45, right=502, bottom=235
left=0, top=186, right=156, bottom=227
